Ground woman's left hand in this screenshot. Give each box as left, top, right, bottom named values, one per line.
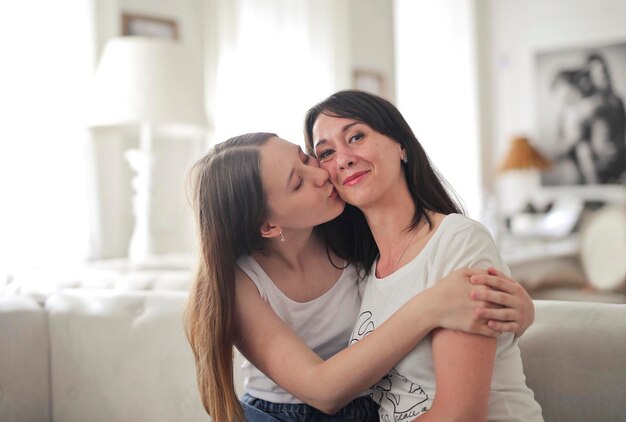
left=467, top=267, right=535, bottom=337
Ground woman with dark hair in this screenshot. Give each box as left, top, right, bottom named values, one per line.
left=305, top=90, right=543, bottom=421
left=186, top=132, right=534, bottom=421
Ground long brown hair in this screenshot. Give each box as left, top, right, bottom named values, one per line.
left=306, top=90, right=464, bottom=273
left=185, top=133, right=275, bottom=421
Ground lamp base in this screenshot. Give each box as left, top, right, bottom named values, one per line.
left=125, top=148, right=156, bottom=262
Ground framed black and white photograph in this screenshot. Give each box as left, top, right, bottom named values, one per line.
left=535, top=42, right=626, bottom=186
left=122, top=13, right=179, bottom=40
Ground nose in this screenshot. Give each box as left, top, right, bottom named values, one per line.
left=310, top=166, right=330, bottom=188
left=336, top=149, right=357, bottom=170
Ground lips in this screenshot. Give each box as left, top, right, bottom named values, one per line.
left=329, top=187, right=338, bottom=198
left=342, top=170, right=369, bottom=186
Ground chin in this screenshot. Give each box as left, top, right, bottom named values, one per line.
left=340, top=193, right=370, bottom=209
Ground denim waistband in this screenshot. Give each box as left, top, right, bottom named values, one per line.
left=242, top=393, right=379, bottom=421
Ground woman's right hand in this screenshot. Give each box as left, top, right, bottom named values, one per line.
left=429, top=268, right=498, bottom=337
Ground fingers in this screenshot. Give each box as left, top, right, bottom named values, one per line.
left=470, top=274, right=521, bottom=295
left=487, top=319, right=520, bottom=333
left=463, top=268, right=489, bottom=277
left=487, top=267, right=516, bottom=283
left=475, top=306, right=518, bottom=321
left=471, top=288, right=517, bottom=308
left=465, top=319, right=501, bottom=338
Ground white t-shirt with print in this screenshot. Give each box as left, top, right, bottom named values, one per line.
left=349, top=214, right=543, bottom=422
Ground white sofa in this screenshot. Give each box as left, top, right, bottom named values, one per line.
left=1, top=283, right=626, bottom=421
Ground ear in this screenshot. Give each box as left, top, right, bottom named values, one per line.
left=260, top=221, right=282, bottom=239
left=399, top=146, right=407, bottom=161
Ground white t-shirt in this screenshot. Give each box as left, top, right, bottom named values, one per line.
left=349, top=214, right=543, bottom=421
left=237, top=255, right=364, bottom=404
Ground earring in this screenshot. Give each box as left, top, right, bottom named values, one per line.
left=279, top=231, right=285, bottom=242
left=402, top=155, right=409, bottom=164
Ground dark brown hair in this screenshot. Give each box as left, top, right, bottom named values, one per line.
left=306, top=90, right=464, bottom=273
left=185, top=132, right=275, bottom=422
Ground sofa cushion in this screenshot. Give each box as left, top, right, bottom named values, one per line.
left=0, top=296, right=51, bottom=422
left=45, top=290, right=206, bottom=422
left=519, top=300, right=626, bottom=421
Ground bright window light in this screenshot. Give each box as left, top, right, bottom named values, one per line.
left=0, top=1, right=93, bottom=267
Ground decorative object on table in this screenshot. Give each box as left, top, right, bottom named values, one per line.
left=497, top=135, right=551, bottom=217
left=122, top=13, right=179, bottom=40
left=535, top=42, right=626, bottom=186
left=580, top=205, right=626, bottom=291
left=89, top=37, right=207, bottom=262
left=508, top=196, right=584, bottom=239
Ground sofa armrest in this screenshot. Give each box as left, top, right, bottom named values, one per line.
left=519, top=300, right=626, bottom=421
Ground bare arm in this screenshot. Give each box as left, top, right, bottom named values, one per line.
left=234, top=267, right=494, bottom=413
left=413, top=329, right=496, bottom=422
left=234, top=266, right=532, bottom=414
left=235, top=267, right=438, bottom=413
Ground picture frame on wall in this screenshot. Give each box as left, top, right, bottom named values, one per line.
left=535, top=41, right=626, bottom=187
left=122, top=13, right=179, bottom=40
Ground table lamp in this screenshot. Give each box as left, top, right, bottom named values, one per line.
left=497, top=135, right=551, bottom=216
left=498, top=136, right=551, bottom=173
left=89, top=37, right=206, bottom=261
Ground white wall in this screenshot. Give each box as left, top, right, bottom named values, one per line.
left=477, top=0, right=626, bottom=204
left=394, top=0, right=483, bottom=218
left=350, top=0, right=396, bottom=101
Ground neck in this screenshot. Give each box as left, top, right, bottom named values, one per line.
left=253, top=228, right=325, bottom=272
left=362, top=183, right=417, bottom=251
left=360, top=186, right=431, bottom=277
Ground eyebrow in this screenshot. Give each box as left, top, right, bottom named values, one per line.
left=314, top=121, right=361, bottom=149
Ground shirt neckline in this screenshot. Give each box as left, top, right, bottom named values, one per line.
left=246, top=255, right=350, bottom=305
left=372, top=213, right=457, bottom=282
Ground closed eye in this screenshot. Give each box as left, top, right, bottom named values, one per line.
left=294, top=176, right=303, bottom=190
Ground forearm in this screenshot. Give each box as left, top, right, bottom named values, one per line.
left=411, top=405, right=485, bottom=422
left=295, top=289, right=439, bottom=412
left=413, top=329, right=493, bottom=422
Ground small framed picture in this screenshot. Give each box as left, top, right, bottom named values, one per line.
left=122, top=13, right=179, bottom=40
left=353, top=69, right=385, bottom=97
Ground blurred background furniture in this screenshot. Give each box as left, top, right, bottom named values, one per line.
left=500, top=204, right=626, bottom=303
left=89, top=37, right=207, bottom=262
left=2, top=262, right=626, bottom=422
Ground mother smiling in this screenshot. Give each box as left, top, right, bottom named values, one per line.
left=185, top=91, right=537, bottom=422
left=305, top=90, right=543, bottom=421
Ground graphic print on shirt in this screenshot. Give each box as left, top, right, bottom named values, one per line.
left=350, top=310, right=430, bottom=421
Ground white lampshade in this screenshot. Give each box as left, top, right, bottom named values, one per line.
left=89, top=37, right=207, bottom=128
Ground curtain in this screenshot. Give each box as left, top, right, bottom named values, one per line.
left=207, top=0, right=351, bottom=147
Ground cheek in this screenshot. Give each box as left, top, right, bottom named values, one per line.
left=319, top=161, right=338, bottom=181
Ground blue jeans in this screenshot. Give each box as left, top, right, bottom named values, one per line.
left=241, top=393, right=379, bottom=421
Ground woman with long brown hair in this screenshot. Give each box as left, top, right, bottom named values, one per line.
left=305, top=90, right=542, bottom=421
left=186, top=132, right=534, bottom=421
